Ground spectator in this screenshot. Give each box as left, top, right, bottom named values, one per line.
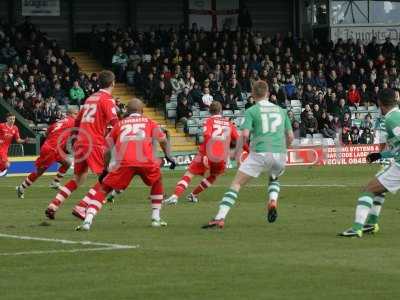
left=170, top=73, right=185, bottom=95
left=0, top=41, right=18, bottom=64
left=112, top=46, right=128, bottom=82
left=363, top=113, right=374, bottom=130
left=245, top=96, right=255, bottom=109
left=90, top=73, right=100, bottom=92
left=176, top=97, right=192, bottom=132
left=292, top=120, right=300, bottom=138
left=301, top=104, right=313, bottom=122
left=284, top=79, right=297, bottom=100
left=201, top=87, right=213, bottom=110
left=359, top=83, right=371, bottom=106
left=352, top=112, right=362, bottom=128
left=347, top=84, right=361, bottom=107
left=301, top=111, right=318, bottom=137
left=52, top=82, right=68, bottom=105
left=152, top=81, right=171, bottom=108
left=350, top=127, right=360, bottom=144
left=359, top=127, right=374, bottom=144
left=319, top=112, right=336, bottom=139
left=333, top=98, right=351, bottom=121
left=69, top=80, right=85, bottom=106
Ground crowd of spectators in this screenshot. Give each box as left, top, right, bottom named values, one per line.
left=0, top=18, right=102, bottom=125
left=90, top=23, right=400, bottom=144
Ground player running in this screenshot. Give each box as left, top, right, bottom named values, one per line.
left=45, top=70, right=119, bottom=220
left=16, top=108, right=78, bottom=198
left=75, top=98, right=175, bottom=231
left=203, top=80, right=293, bottom=229
left=164, top=101, right=240, bottom=204
left=340, top=88, right=400, bottom=237
left=0, top=113, right=25, bottom=176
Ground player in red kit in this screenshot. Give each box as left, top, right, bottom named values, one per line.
left=0, top=113, right=25, bottom=176
left=45, top=70, right=118, bottom=220
left=16, top=108, right=78, bottom=198
left=165, top=101, right=242, bottom=204
left=75, top=98, right=175, bottom=231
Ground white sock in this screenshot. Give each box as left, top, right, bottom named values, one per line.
left=152, top=208, right=160, bottom=221
left=215, top=205, right=231, bottom=220
left=353, top=194, right=373, bottom=229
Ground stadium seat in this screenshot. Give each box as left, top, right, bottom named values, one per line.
left=166, top=102, right=177, bottom=119
left=199, top=111, right=210, bottom=117
left=290, top=100, right=301, bottom=107
left=322, top=138, right=335, bottom=146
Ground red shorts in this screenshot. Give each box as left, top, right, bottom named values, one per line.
left=103, top=164, right=161, bottom=190
left=73, top=144, right=105, bottom=175
left=0, top=153, right=9, bottom=171
left=188, top=154, right=226, bottom=176
left=35, top=146, right=68, bottom=170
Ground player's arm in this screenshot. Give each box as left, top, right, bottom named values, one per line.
left=99, top=125, right=119, bottom=183
left=14, top=128, right=25, bottom=144
left=103, top=99, right=119, bottom=127
left=238, top=110, right=253, bottom=157
left=284, top=112, right=294, bottom=147
left=367, top=118, right=399, bottom=162
left=154, top=124, right=175, bottom=169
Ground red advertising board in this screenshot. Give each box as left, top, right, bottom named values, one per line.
left=286, top=144, right=385, bottom=166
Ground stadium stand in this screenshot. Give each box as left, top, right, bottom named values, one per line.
left=87, top=25, right=398, bottom=146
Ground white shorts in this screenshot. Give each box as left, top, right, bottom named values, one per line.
left=376, top=163, right=400, bottom=194
left=239, top=152, right=286, bottom=179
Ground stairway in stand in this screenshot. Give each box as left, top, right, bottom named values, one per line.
left=69, top=51, right=197, bottom=152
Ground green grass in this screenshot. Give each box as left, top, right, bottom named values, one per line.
left=1, top=165, right=400, bottom=300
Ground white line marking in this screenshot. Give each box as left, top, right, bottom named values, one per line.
left=0, top=233, right=139, bottom=256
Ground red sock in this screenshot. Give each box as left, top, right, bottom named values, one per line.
left=20, top=172, right=40, bottom=190
left=192, top=175, right=216, bottom=196
left=174, top=175, right=191, bottom=197
left=53, top=164, right=69, bottom=184
left=86, top=184, right=109, bottom=216
left=151, top=179, right=164, bottom=220
left=49, top=180, right=78, bottom=209
left=76, top=182, right=104, bottom=209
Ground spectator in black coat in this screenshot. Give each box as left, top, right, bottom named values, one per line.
left=177, top=97, right=192, bottom=132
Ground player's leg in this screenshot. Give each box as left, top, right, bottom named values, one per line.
left=188, top=174, right=217, bottom=203
left=49, top=161, right=70, bottom=189
left=150, top=177, right=167, bottom=227
left=106, top=189, right=123, bottom=204
left=203, top=170, right=253, bottom=228
left=203, top=152, right=263, bottom=228
left=45, top=171, right=87, bottom=219
left=72, top=146, right=105, bottom=215
left=340, top=177, right=389, bottom=237
left=363, top=194, right=385, bottom=233
left=16, top=167, right=46, bottom=198
left=77, top=168, right=133, bottom=230
left=164, top=170, right=195, bottom=204
left=266, top=153, right=286, bottom=223
left=0, top=155, right=9, bottom=173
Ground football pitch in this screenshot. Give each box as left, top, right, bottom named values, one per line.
left=1, top=165, right=400, bottom=300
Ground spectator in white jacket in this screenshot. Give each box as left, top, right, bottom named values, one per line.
left=201, top=87, right=213, bottom=110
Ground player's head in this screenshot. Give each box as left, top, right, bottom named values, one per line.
left=98, top=70, right=115, bottom=90
left=67, top=107, right=79, bottom=119
left=378, top=88, right=397, bottom=115
left=209, top=101, right=222, bottom=115
left=127, top=98, right=144, bottom=115
left=252, top=80, right=269, bottom=101
left=5, top=113, right=15, bottom=125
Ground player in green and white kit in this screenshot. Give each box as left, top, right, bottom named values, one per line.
left=203, top=80, right=294, bottom=229
left=340, top=88, right=400, bottom=237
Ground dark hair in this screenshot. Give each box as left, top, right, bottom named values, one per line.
left=98, top=70, right=115, bottom=89
left=378, top=88, right=396, bottom=107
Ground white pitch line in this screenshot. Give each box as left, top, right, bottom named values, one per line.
left=0, top=233, right=138, bottom=256
left=0, top=247, right=127, bottom=256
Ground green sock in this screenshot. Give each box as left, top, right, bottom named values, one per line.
left=215, top=189, right=238, bottom=220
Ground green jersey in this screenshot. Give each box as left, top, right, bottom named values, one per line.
left=241, top=100, right=292, bottom=153
left=382, top=107, right=400, bottom=163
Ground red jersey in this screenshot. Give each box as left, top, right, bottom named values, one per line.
left=199, top=115, right=239, bottom=161
left=0, top=123, right=20, bottom=155
left=43, top=116, right=75, bottom=150
left=75, top=89, right=118, bottom=147
left=107, top=114, right=166, bottom=168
